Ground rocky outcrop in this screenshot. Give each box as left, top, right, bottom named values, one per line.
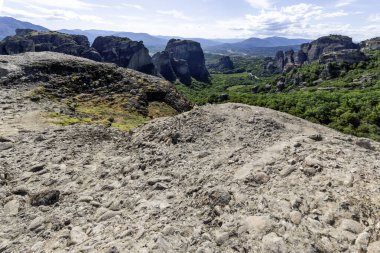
left=270, top=35, right=367, bottom=73
left=319, top=49, right=368, bottom=64
left=165, top=39, right=210, bottom=83
left=304, top=35, right=358, bottom=61
left=0, top=52, right=191, bottom=114
left=0, top=29, right=101, bottom=60
left=171, top=58, right=192, bottom=85
left=360, top=37, right=380, bottom=51
left=0, top=30, right=157, bottom=75
left=153, top=39, right=210, bottom=85
left=92, top=36, right=155, bottom=75
left=152, top=51, right=176, bottom=82
left=215, top=56, right=234, bottom=71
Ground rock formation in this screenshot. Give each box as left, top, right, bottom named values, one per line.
left=319, top=49, right=368, bottom=64
left=360, top=37, right=380, bottom=51
left=152, top=51, right=176, bottom=82
left=165, top=39, right=210, bottom=82
left=170, top=58, right=192, bottom=85
left=215, top=56, right=234, bottom=72
left=0, top=30, right=156, bottom=75
left=271, top=35, right=367, bottom=73
left=92, top=36, right=155, bottom=75
left=0, top=52, right=191, bottom=115
left=304, top=35, right=359, bottom=61
left=153, top=39, right=210, bottom=85
left=0, top=29, right=102, bottom=61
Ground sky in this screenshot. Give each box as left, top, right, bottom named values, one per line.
left=0, top=0, right=379, bottom=40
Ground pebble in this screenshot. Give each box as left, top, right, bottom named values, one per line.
left=340, top=219, right=364, bottom=234
left=289, top=211, right=302, bottom=225
left=4, top=199, right=20, bottom=216
left=262, top=232, right=287, bottom=253
left=28, top=217, right=45, bottom=232
left=70, top=226, right=88, bottom=245
left=214, top=231, right=230, bottom=246
left=240, top=216, right=274, bottom=236
left=30, top=190, right=60, bottom=206
left=368, top=241, right=380, bottom=253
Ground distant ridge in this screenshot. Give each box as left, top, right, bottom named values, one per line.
left=0, top=17, right=48, bottom=39
left=207, top=36, right=311, bottom=56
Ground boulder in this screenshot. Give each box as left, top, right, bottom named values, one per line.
left=92, top=36, right=155, bottom=74
left=165, top=39, right=209, bottom=83
left=152, top=51, right=177, bottom=82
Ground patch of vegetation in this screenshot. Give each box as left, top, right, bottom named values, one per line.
left=44, top=95, right=179, bottom=132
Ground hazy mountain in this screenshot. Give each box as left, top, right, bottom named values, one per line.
left=0, top=17, right=309, bottom=56
left=207, top=36, right=311, bottom=56
left=0, top=17, right=48, bottom=39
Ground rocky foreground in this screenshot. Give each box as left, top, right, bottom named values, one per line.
left=1, top=80, right=380, bottom=253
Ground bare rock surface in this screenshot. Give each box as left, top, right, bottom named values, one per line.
left=0, top=80, right=379, bottom=252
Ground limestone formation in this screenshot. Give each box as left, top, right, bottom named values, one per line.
left=92, top=36, right=155, bottom=74
left=152, top=51, right=176, bottom=82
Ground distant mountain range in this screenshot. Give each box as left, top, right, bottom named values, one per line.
left=0, top=17, right=48, bottom=39
left=0, top=16, right=311, bottom=56
left=205, top=37, right=312, bottom=56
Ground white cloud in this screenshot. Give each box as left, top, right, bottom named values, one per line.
left=245, top=0, right=272, bottom=9
left=1, top=5, right=105, bottom=23
left=156, top=10, right=191, bottom=20
left=121, top=4, right=144, bottom=11
left=0, top=0, right=4, bottom=11
left=336, top=0, right=356, bottom=7
left=6, top=0, right=104, bottom=10
left=368, top=14, right=380, bottom=22
left=220, top=3, right=351, bottom=38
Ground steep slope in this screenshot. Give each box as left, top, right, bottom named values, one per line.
left=0, top=17, right=48, bottom=39
left=1, top=93, right=379, bottom=252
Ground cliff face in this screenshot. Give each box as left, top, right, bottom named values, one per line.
left=0, top=30, right=155, bottom=75
left=153, top=39, right=210, bottom=85
left=165, top=39, right=210, bottom=83
left=92, top=36, right=155, bottom=75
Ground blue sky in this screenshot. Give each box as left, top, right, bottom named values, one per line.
left=0, top=0, right=379, bottom=40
